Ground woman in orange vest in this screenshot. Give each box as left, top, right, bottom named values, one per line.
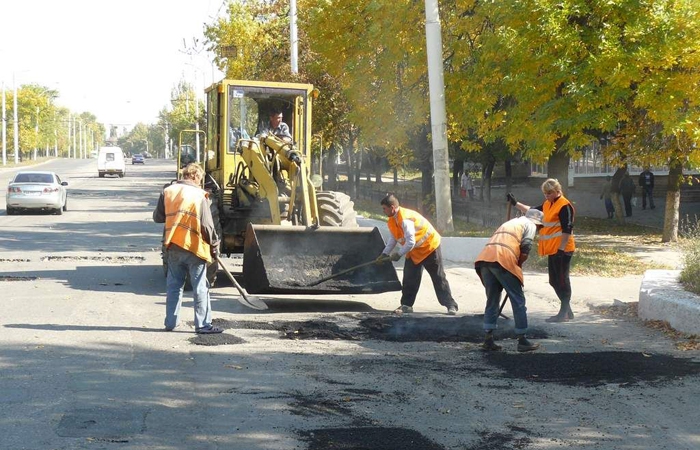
left=507, top=178, right=576, bottom=322
left=376, top=193, right=459, bottom=315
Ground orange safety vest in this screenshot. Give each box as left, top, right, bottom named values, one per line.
left=163, top=183, right=212, bottom=263
left=387, top=207, right=441, bottom=264
left=538, top=195, right=576, bottom=256
left=475, top=218, right=528, bottom=285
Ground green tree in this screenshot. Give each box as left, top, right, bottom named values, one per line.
left=447, top=0, right=700, bottom=242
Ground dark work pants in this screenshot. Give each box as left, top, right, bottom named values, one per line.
left=548, top=252, right=573, bottom=313
left=622, top=194, right=633, bottom=217
left=479, top=264, right=528, bottom=334
left=400, top=246, right=457, bottom=310
left=642, top=186, right=655, bottom=209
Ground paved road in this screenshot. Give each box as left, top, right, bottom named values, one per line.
left=1, top=159, right=699, bottom=450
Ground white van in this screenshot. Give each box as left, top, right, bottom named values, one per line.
left=97, top=147, right=126, bottom=178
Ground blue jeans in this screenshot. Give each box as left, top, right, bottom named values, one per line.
left=479, top=263, right=528, bottom=335
left=165, top=245, right=213, bottom=330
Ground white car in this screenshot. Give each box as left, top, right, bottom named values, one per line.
left=6, top=171, right=68, bottom=215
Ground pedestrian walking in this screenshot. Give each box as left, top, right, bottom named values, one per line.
left=153, top=163, right=223, bottom=334
left=620, top=172, right=636, bottom=217
left=475, top=208, right=544, bottom=352
left=600, top=176, right=615, bottom=219
left=638, top=167, right=655, bottom=210
left=376, top=193, right=459, bottom=315
left=506, top=178, right=576, bottom=322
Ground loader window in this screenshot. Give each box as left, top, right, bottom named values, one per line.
left=228, top=91, right=259, bottom=153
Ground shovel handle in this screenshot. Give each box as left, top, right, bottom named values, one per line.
left=215, top=255, right=251, bottom=302
left=305, top=259, right=379, bottom=287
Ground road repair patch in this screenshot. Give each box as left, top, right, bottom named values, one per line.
left=41, top=255, right=145, bottom=263
left=0, top=275, right=38, bottom=281
left=189, top=333, right=246, bottom=346
left=484, top=351, right=700, bottom=387
left=298, top=427, right=444, bottom=450
left=217, top=315, right=548, bottom=343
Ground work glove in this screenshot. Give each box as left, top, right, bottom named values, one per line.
left=211, top=247, right=219, bottom=259
left=390, top=253, right=402, bottom=262
left=506, top=192, right=518, bottom=206
left=376, top=253, right=391, bottom=264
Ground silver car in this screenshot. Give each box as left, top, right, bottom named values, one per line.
left=6, top=171, right=68, bottom=215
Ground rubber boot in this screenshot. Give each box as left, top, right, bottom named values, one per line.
left=516, top=335, right=540, bottom=352
left=481, top=332, right=502, bottom=351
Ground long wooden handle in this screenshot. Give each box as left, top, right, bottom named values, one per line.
left=305, top=259, right=379, bottom=287
left=506, top=202, right=512, bottom=221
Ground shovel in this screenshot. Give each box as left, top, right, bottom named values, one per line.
left=215, top=255, right=268, bottom=310
left=302, top=259, right=383, bottom=287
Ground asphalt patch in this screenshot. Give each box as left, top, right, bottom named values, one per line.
left=41, top=255, right=145, bottom=263
left=465, top=427, right=533, bottom=450
left=222, top=315, right=548, bottom=343
left=299, top=427, right=445, bottom=450
left=0, top=275, right=38, bottom=281
left=484, top=351, right=700, bottom=387
left=189, top=333, right=246, bottom=346
left=55, top=407, right=146, bottom=439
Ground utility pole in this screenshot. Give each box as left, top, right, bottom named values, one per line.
left=290, top=0, right=298, bottom=74
left=13, top=75, right=18, bottom=164
left=2, top=81, right=6, bottom=166
left=424, top=0, right=453, bottom=232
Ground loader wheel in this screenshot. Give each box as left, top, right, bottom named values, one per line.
left=317, top=191, right=358, bottom=228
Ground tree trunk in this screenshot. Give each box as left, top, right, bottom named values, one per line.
left=344, top=135, right=356, bottom=198
left=482, top=159, right=495, bottom=204
left=611, top=166, right=626, bottom=225
left=505, top=159, right=513, bottom=193
left=453, top=159, right=464, bottom=193
left=326, top=144, right=338, bottom=191
left=393, top=167, right=398, bottom=187
left=662, top=158, right=682, bottom=243
left=547, top=148, right=570, bottom=194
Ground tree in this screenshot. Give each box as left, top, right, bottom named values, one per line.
left=447, top=0, right=700, bottom=242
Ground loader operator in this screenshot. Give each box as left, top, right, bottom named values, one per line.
left=259, top=109, right=292, bottom=141
left=376, top=193, right=459, bottom=316
left=475, top=208, right=544, bottom=352
left=153, top=163, right=223, bottom=334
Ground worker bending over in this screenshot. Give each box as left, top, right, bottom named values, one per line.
left=376, top=193, right=459, bottom=316
left=475, top=209, right=544, bottom=352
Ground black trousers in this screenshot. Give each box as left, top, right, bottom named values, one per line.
left=400, top=245, right=457, bottom=310
left=548, top=252, right=573, bottom=310
left=622, top=194, right=633, bottom=217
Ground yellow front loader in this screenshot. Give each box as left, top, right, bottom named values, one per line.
left=196, top=79, right=400, bottom=295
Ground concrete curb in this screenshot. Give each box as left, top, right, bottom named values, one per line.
left=639, top=270, right=700, bottom=335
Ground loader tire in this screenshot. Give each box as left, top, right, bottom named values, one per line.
left=317, top=191, right=358, bottom=228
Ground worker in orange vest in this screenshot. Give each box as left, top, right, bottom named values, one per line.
left=507, top=178, right=576, bottom=322
left=376, top=193, right=459, bottom=315
left=475, top=208, right=544, bottom=351
left=154, top=163, right=223, bottom=334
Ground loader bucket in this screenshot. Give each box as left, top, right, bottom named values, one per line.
left=243, top=223, right=402, bottom=295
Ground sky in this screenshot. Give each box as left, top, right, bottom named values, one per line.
left=0, top=0, right=226, bottom=130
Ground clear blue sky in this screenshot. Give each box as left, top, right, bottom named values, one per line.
left=0, top=0, right=225, bottom=129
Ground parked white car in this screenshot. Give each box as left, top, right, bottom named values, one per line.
left=6, top=171, right=68, bottom=215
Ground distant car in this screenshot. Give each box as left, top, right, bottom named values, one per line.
left=6, top=171, right=68, bottom=215
left=132, top=154, right=145, bottom=164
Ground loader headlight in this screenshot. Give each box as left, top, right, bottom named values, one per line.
left=310, top=174, right=323, bottom=189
